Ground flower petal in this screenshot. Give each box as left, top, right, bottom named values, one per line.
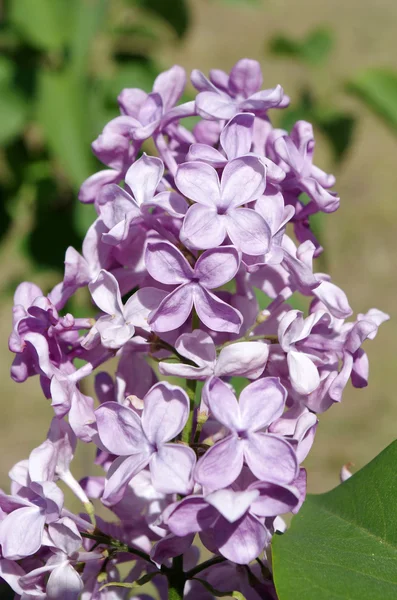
left=225, top=208, right=271, bottom=255
left=206, top=489, right=259, bottom=523
left=145, top=241, right=193, bottom=285
left=194, top=287, right=243, bottom=333
left=220, top=112, right=254, bottom=160
left=287, top=350, right=320, bottom=395
left=196, top=92, right=237, bottom=120
left=215, top=341, right=269, bottom=379
left=244, top=432, right=298, bottom=484
left=150, top=444, right=196, bottom=495
left=166, top=497, right=219, bottom=536
left=0, top=507, right=45, bottom=559
left=195, top=435, right=244, bottom=492
left=239, top=377, right=287, bottom=432
left=214, top=513, right=269, bottom=564
left=195, top=246, right=240, bottom=289
left=175, top=161, right=221, bottom=207
left=47, top=562, right=83, bottom=600
left=96, top=402, right=146, bottom=455
left=250, top=481, right=300, bottom=517
left=181, top=204, right=225, bottom=249
left=221, top=156, right=266, bottom=209
left=206, top=376, right=241, bottom=431
left=88, top=270, right=123, bottom=317
left=125, top=153, right=164, bottom=206
left=103, top=454, right=151, bottom=505
left=149, top=284, right=194, bottom=332
left=142, top=381, right=189, bottom=444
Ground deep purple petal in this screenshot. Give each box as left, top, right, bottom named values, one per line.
left=214, top=513, right=270, bottom=564
left=166, top=497, right=219, bottom=536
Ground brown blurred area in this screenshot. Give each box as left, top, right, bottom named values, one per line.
left=0, top=0, right=396, bottom=495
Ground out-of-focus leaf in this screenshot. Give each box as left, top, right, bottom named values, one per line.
left=26, top=178, right=82, bottom=270
left=136, top=0, right=190, bottom=39
left=315, top=110, right=356, bottom=162
left=73, top=201, right=98, bottom=239
left=109, top=59, right=159, bottom=95
left=269, top=27, right=334, bottom=66
left=70, top=0, right=108, bottom=76
left=273, top=440, right=397, bottom=600
left=0, top=185, right=12, bottom=244
left=0, top=56, right=14, bottom=87
left=37, top=69, right=94, bottom=188
left=0, top=89, right=28, bottom=145
left=347, top=68, right=397, bottom=133
left=9, top=0, right=71, bottom=51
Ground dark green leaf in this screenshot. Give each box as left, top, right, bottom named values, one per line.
left=273, top=440, right=397, bottom=600
left=315, top=110, right=356, bottom=162
left=137, top=0, right=190, bottom=39
left=37, top=68, right=94, bottom=189
left=9, top=0, right=71, bottom=51
left=347, top=69, right=397, bottom=133
left=69, top=0, right=108, bottom=77
left=0, top=89, right=28, bottom=145
left=269, top=27, right=334, bottom=66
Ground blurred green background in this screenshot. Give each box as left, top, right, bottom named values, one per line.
left=0, top=0, right=396, bottom=495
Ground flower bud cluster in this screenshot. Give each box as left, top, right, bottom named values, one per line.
left=2, top=59, right=388, bottom=599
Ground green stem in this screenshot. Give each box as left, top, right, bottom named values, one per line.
left=182, top=378, right=197, bottom=444
left=81, top=531, right=153, bottom=564
left=185, top=555, right=226, bottom=579
left=166, top=555, right=186, bottom=600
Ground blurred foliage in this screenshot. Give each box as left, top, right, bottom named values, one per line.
left=346, top=69, right=397, bottom=133
left=269, top=27, right=334, bottom=66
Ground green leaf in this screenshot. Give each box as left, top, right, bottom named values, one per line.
left=9, top=0, right=70, bottom=51
left=272, top=440, right=397, bottom=600
left=137, top=0, right=190, bottom=39
left=69, top=0, right=108, bottom=76
left=109, top=59, right=159, bottom=96
left=269, top=27, right=334, bottom=66
left=315, top=110, right=356, bottom=162
left=0, top=89, right=28, bottom=145
left=347, top=69, right=397, bottom=133
left=37, top=68, right=94, bottom=189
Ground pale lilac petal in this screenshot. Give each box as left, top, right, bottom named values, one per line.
left=206, top=377, right=241, bottom=431
left=225, top=207, right=270, bottom=255
left=300, top=177, right=340, bottom=212
left=159, top=362, right=211, bottom=380
left=166, top=497, right=219, bottom=536
left=28, top=440, right=57, bottom=483
left=229, top=59, right=263, bottom=96
left=293, top=412, right=318, bottom=463
left=194, top=287, right=243, bottom=333
left=214, top=513, right=269, bottom=565
left=239, top=377, right=287, bottom=432
left=125, top=154, right=164, bottom=206
left=95, top=318, right=135, bottom=349
left=145, top=241, right=192, bottom=285
left=0, top=507, right=45, bottom=559
left=149, top=285, right=194, bottom=332
left=96, top=403, right=146, bottom=455
left=176, top=330, right=216, bottom=366
left=187, top=143, right=226, bottom=167
left=206, top=489, right=259, bottom=523
left=47, top=562, right=83, bottom=600
left=123, top=287, right=168, bottom=329
left=221, top=157, right=266, bottom=209
left=0, top=559, right=25, bottom=595
left=196, top=92, right=237, bottom=120
left=195, top=246, right=240, bottom=289
left=142, top=382, right=189, bottom=444
left=175, top=162, right=221, bottom=207
left=245, top=432, right=298, bottom=484
left=288, top=350, right=320, bottom=395
left=118, top=87, right=147, bottom=116
left=181, top=204, right=225, bottom=249
left=98, top=184, right=137, bottom=229
left=153, top=65, right=186, bottom=110
left=191, top=69, right=220, bottom=93
left=150, top=533, right=195, bottom=566
left=195, top=436, right=244, bottom=492
left=78, top=169, right=121, bottom=204
left=220, top=113, right=254, bottom=159
left=150, top=444, right=196, bottom=495
left=215, top=341, right=269, bottom=379
left=149, top=191, right=188, bottom=217
left=47, top=518, right=81, bottom=556
left=240, top=85, right=284, bottom=112
left=250, top=481, right=300, bottom=517
left=314, top=280, right=353, bottom=319
left=89, top=270, right=123, bottom=317
left=103, top=454, right=151, bottom=505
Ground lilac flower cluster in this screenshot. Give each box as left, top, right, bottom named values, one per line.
left=2, top=59, right=388, bottom=599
